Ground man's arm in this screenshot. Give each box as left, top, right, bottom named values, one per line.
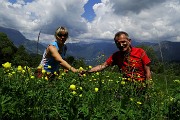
left=144, top=64, right=151, bottom=80
left=88, top=62, right=109, bottom=73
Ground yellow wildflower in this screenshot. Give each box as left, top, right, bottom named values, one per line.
left=122, top=78, right=126, bottom=80
left=37, top=65, right=43, bottom=69
left=45, top=76, right=48, bottom=80
left=22, top=70, right=25, bottom=74
left=72, top=91, right=76, bottom=95
left=12, top=71, right=15, bottom=74
left=96, top=72, right=99, bottom=75
left=69, top=84, right=76, bottom=91
left=48, top=65, right=52, bottom=69
left=137, top=101, right=142, bottom=105
left=89, top=66, right=92, bottom=69
left=79, top=87, right=83, bottom=90
left=17, top=66, right=23, bottom=72
left=79, top=67, right=84, bottom=71
left=47, top=72, right=51, bottom=75
left=95, top=88, right=99, bottom=92
left=130, top=98, right=134, bottom=101
left=121, top=81, right=126, bottom=85
left=79, top=94, right=82, bottom=97
left=61, top=73, right=65, bottom=76
left=24, top=66, right=30, bottom=71
left=31, top=76, right=35, bottom=79
left=42, top=69, right=46, bottom=74
left=2, top=62, right=11, bottom=69
left=169, top=96, right=174, bottom=101
left=54, top=71, right=57, bottom=75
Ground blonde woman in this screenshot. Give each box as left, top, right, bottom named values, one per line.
left=37, top=26, right=79, bottom=79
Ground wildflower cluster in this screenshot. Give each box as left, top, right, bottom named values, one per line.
left=1, top=61, right=179, bottom=119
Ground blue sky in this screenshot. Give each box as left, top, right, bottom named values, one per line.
left=81, top=0, right=101, bottom=22
left=1, top=0, right=180, bottom=43
left=8, top=0, right=33, bottom=4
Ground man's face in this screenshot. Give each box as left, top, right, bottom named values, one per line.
left=114, top=34, right=131, bottom=52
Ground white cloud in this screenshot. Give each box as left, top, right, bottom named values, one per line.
left=0, top=0, right=88, bottom=41
left=85, top=0, right=180, bottom=42
left=0, top=0, right=180, bottom=43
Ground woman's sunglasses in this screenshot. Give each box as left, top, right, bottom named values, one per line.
left=57, top=33, right=68, bottom=38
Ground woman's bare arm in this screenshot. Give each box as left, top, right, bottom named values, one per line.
left=48, top=45, right=78, bottom=72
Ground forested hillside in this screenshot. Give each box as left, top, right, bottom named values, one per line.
left=0, top=32, right=41, bottom=67
left=0, top=26, right=45, bottom=54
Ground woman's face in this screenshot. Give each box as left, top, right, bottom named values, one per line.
left=56, top=31, right=68, bottom=45
left=114, top=34, right=131, bottom=52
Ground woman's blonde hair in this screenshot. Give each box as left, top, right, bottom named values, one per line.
left=55, top=26, right=68, bottom=38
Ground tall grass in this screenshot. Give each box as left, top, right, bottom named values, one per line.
left=0, top=64, right=180, bottom=120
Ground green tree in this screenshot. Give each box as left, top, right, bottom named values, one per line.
left=0, top=32, right=17, bottom=64
left=0, top=32, right=42, bottom=67
left=12, top=45, right=31, bottom=66
left=28, top=53, right=42, bottom=67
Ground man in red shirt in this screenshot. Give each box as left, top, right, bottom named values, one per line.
left=87, top=31, right=151, bottom=81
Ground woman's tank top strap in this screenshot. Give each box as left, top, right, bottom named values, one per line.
left=50, top=41, right=59, bottom=50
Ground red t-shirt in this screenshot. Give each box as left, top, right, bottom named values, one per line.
left=106, top=47, right=150, bottom=81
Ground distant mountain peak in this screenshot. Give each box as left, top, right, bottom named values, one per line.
left=0, top=26, right=45, bottom=54
left=1, top=26, right=180, bottom=63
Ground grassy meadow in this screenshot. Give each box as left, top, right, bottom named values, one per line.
left=0, top=62, right=180, bottom=120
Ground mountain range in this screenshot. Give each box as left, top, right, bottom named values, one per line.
left=1, top=26, right=180, bottom=65
left=0, top=26, right=45, bottom=55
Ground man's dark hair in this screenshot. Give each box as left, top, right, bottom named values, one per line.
left=114, top=31, right=129, bottom=40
